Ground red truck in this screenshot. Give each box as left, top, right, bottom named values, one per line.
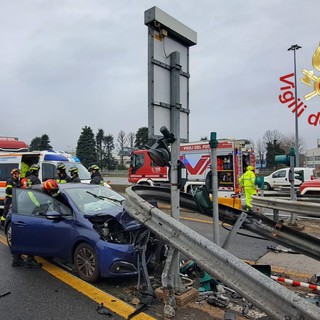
left=0, top=136, right=28, bottom=152
left=129, top=139, right=255, bottom=196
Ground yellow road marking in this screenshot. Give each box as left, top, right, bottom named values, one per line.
left=180, top=216, right=214, bottom=224
left=0, top=234, right=155, bottom=320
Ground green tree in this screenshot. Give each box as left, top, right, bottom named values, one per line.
left=76, top=126, right=97, bottom=168
left=103, top=134, right=117, bottom=170
left=263, top=130, right=285, bottom=169
left=29, top=137, right=41, bottom=151
left=134, top=126, right=156, bottom=149
left=39, top=134, right=52, bottom=150
left=96, top=129, right=104, bottom=169
left=265, top=140, right=285, bottom=169
left=29, top=134, right=52, bottom=151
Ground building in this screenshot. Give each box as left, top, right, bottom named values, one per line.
left=305, top=138, right=320, bottom=175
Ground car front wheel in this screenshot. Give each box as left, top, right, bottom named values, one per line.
left=264, top=182, right=272, bottom=190
left=5, top=222, right=12, bottom=248
left=74, top=243, right=100, bottom=283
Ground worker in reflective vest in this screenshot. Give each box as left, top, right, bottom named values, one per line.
left=55, top=163, right=71, bottom=183
left=27, top=164, right=41, bottom=187
left=238, top=165, right=256, bottom=212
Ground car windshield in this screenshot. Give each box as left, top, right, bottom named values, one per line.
left=64, top=185, right=125, bottom=214
left=63, top=162, right=91, bottom=180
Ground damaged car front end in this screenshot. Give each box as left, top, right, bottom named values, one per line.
left=6, top=184, right=162, bottom=283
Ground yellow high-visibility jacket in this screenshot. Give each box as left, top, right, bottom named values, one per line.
left=239, top=170, right=256, bottom=188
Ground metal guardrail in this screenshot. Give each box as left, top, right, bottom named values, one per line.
left=252, top=195, right=320, bottom=217
left=124, top=186, right=320, bottom=320
left=130, top=185, right=320, bottom=260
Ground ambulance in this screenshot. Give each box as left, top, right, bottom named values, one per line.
left=0, top=150, right=96, bottom=212
left=0, top=137, right=112, bottom=212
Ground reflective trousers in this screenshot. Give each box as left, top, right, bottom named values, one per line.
left=244, top=187, right=256, bottom=208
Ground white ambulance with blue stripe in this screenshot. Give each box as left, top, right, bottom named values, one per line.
left=0, top=150, right=109, bottom=213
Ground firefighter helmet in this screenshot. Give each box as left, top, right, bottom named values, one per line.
left=30, top=164, right=40, bottom=172
left=43, top=179, right=59, bottom=192
left=68, top=167, right=79, bottom=174
left=57, top=163, right=66, bottom=171
left=88, top=164, right=100, bottom=172
left=11, top=168, right=20, bottom=174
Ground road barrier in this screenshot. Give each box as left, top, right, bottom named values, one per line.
left=251, top=195, right=320, bottom=217
left=123, top=186, right=320, bottom=320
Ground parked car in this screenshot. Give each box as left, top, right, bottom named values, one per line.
left=263, top=167, right=315, bottom=190
left=4, top=183, right=161, bottom=282
left=299, top=179, right=320, bottom=195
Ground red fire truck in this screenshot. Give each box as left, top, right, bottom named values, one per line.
left=0, top=136, right=28, bottom=152
left=128, top=139, right=255, bottom=196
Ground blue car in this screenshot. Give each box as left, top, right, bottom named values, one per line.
left=5, top=183, right=159, bottom=282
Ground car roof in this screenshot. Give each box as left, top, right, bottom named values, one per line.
left=57, top=183, right=101, bottom=190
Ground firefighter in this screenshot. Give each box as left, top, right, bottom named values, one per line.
left=238, top=165, right=257, bottom=212
left=68, top=167, right=81, bottom=183
left=43, top=179, right=69, bottom=206
left=26, top=164, right=41, bottom=187
left=88, top=165, right=104, bottom=185
left=55, top=163, right=71, bottom=183
left=1, top=168, right=21, bottom=227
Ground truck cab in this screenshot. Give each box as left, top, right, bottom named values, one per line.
left=128, top=149, right=168, bottom=185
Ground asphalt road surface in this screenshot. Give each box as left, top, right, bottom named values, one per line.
left=0, top=237, right=127, bottom=320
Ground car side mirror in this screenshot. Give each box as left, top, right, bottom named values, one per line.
left=45, top=211, right=63, bottom=220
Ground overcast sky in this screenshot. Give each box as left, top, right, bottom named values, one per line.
left=1, top=0, right=320, bottom=152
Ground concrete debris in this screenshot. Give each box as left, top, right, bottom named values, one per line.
left=207, top=293, right=230, bottom=308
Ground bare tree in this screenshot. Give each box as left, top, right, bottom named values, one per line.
left=262, top=130, right=285, bottom=148
left=281, top=133, right=305, bottom=155
left=117, top=130, right=127, bottom=166
left=255, top=139, right=265, bottom=168
left=127, top=132, right=135, bottom=150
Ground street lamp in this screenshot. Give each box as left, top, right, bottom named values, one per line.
left=287, top=44, right=301, bottom=166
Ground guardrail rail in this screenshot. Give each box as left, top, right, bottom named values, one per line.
left=124, top=185, right=320, bottom=320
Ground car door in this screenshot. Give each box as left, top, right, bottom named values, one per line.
left=272, top=169, right=288, bottom=188
left=10, top=188, right=76, bottom=260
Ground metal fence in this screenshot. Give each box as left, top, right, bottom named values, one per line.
left=123, top=186, right=320, bottom=320
left=252, top=195, right=320, bottom=217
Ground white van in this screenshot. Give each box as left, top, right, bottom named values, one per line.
left=263, top=167, right=316, bottom=190
left=0, top=150, right=109, bottom=212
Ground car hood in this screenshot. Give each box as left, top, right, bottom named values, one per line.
left=84, top=207, right=141, bottom=231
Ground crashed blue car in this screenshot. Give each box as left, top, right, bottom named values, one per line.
left=5, top=184, right=160, bottom=282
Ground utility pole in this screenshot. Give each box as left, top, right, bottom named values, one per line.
left=287, top=44, right=302, bottom=166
